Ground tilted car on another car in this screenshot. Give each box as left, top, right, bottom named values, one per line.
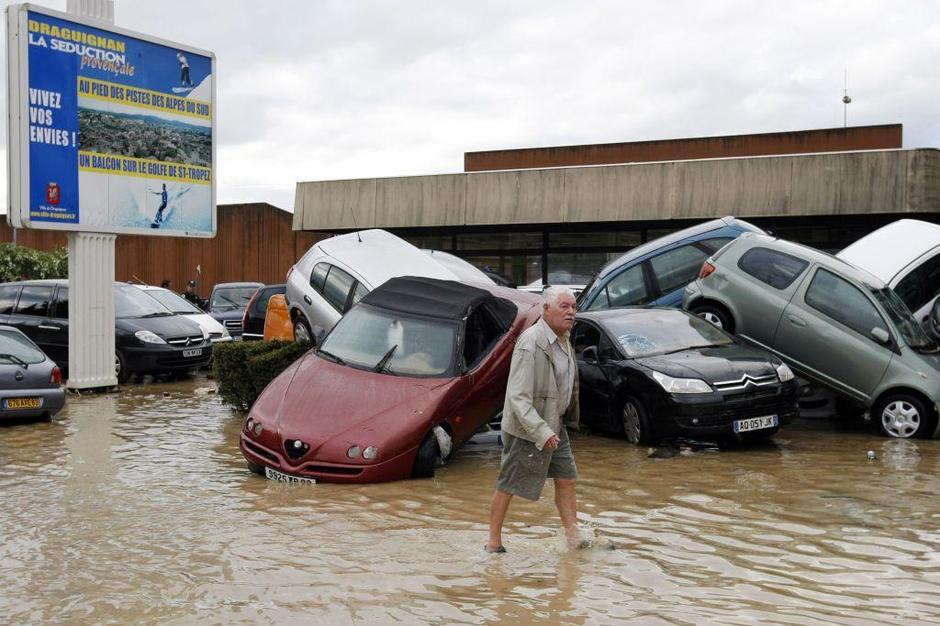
left=241, top=277, right=541, bottom=484
left=573, top=308, right=798, bottom=445
left=285, top=229, right=458, bottom=345
left=683, top=233, right=940, bottom=439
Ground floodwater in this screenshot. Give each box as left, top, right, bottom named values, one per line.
left=1, top=377, right=939, bottom=625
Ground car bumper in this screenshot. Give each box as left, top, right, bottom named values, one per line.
left=122, top=343, right=213, bottom=374
left=0, top=387, right=66, bottom=419
left=240, top=434, right=416, bottom=483
left=648, top=380, right=799, bottom=439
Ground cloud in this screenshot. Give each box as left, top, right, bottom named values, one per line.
left=2, top=0, right=939, bottom=213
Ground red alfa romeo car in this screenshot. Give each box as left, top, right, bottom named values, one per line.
left=240, top=277, right=541, bottom=483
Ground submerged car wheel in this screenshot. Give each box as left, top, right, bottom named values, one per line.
left=691, top=303, right=734, bottom=333
left=115, top=350, right=130, bottom=384
left=412, top=432, right=440, bottom=478
left=875, top=394, right=933, bottom=438
left=245, top=459, right=266, bottom=476
left=622, top=397, right=654, bottom=446
left=293, top=318, right=312, bottom=344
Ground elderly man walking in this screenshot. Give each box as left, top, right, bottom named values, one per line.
left=486, top=286, right=586, bottom=553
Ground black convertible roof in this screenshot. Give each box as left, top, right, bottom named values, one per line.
left=360, top=276, right=517, bottom=327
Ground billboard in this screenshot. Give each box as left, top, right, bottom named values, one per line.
left=6, top=4, right=216, bottom=236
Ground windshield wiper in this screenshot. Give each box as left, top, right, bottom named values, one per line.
left=317, top=348, right=346, bottom=365
left=373, top=344, right=398, bottom=373
left=0, top=353, right=29, bottom=368
left=653, top=344, right=720, bottom=357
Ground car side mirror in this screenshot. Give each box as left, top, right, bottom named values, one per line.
left=870, top=327, right=892, bottom=346
left=928, top=297, right=940, bottom=341
left=581, top=345, right=599, bottom=363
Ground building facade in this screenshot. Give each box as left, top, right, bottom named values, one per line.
left=293, top=124, right=940, bottom=287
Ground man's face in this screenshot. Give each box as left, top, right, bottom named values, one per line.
left=543, top=292, right=576, bottom=336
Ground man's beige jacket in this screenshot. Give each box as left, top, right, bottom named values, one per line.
left=500, top=319, right=580, bottom=451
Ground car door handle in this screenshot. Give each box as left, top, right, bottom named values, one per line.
left=787, top=315, right=807, bottom=327
left=38, top=325, right=61, bottom=330
left=303, top=295, right=312, bottom=305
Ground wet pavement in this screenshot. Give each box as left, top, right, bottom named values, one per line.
left=1, top=376, right=939, bottom=624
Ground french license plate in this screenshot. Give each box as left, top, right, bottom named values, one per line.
left=733, top=414, right=779, bottom=433
left=265, top=466, right=317, bottom=485
left=4, top=397, right=43, bottom=410
left=182, top=348, right=203, bottom=358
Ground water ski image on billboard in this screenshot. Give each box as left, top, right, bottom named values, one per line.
left=8, top=6, right=216, bottom=236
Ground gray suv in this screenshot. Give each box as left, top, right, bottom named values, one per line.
left=683, top=233, right=940, bottom=439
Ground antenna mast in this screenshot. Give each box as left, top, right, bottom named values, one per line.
left=842, top=69, right=852, bottom=128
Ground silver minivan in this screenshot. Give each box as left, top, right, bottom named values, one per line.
left=285, top=229, right=458, bottom=343
left=683, top=233, right=940, bottom=439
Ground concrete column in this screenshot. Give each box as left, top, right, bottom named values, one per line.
left=66, top=0, right=117, bottom=390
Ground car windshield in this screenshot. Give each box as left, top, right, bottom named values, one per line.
left=210, top=287, right=258, bottom=311
left=870, top=288, right=937, bottom=351
left=603, top=310, right=733, bottom=358
left=0, top=329, right=46, bottom=364
left=319, top=304, right=457, bottom=377
left=114, top=284, right=173, bottom=318
left=144, top=288, right=203, bottom=314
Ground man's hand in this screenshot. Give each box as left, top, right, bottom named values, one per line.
left=544, top=435, right=560, bottom=450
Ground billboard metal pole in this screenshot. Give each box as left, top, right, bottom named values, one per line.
left=66, top=0, right=117, bottom=389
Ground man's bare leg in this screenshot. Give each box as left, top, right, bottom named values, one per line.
left=554, top=478, right=584, bottom=548
left=487, top=490, right=513, bottom=551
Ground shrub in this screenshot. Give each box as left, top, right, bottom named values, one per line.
left=213, top=339, right=310, bottom=412
left=0, top=243, right=68, bottom=282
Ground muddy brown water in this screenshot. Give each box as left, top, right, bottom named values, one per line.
left=1, top=377, right=939, bottom=624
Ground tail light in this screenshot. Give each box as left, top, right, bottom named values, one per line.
left=50, top=366, right=62, bottom=385
left=699, top=261, right=716, bottom=280
left=243, top=288, right=260, bottom=329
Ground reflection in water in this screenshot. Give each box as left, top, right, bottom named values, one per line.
left=1, top=377, right=939, bottom=623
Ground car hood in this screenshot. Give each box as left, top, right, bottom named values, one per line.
left=255, top=352, right=457, bottom=454
left=182, top=312, right=226, bottom=334
left=117, top=314, right=203, bottom=338
left=209, top=309, right=245, bottom=322
left=633, top=345, right=778, bottom=383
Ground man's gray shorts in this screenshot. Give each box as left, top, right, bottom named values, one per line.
left=496, top=430, right=578, bottom=501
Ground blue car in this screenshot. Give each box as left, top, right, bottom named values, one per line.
left=578, top=217, right=766, bottom=311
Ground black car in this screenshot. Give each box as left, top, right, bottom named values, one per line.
left=207, top=282, right=263, bottom=339
left=0, top=280, right=212, bottom=383
left=241, top=283, right=286, bottom=341
left=572, top=308, right=799, bottom=444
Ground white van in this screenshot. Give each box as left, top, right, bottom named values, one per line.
left=285, top=229, right=458, bottom=343
left=838, top=219, right=940, bottom=325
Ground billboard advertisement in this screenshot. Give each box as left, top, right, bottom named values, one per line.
left=6, top=4, right=216, bottom=236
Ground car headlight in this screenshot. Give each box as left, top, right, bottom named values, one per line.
left=135, top=330, right=166, bottom=344
left=221, top=327, right=231, bottom=338
left=650, top=370, right=712, bottom=394
left=201, top=326, right=209, bottom=341
left=775, top=362, right=795, bottom=382
left=347, top=445, right=361, bottom=458
left=363, top=446, right=378, bottom=460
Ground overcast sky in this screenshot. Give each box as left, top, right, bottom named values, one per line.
left=3, top=0, right=939, bottom=211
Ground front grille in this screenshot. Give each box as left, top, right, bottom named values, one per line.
left=166, top=334, right=203, bottom=346
left=713, top=374, right=778, bottom=393
left=243, top=440, right=278, bottom=463
left=676, top=396, right=797, bottom=429
left=224, top=320, right=242, bottom=331
left=303, top=464, right=363, bottom=476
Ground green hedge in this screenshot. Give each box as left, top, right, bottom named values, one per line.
left=213, top=339, right=311, bottom=412
left=0, top=243, right=68, bottom=282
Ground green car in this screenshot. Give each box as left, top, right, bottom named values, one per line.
left=683, top=233, right=940, bottom=439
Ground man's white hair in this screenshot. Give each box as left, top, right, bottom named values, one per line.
left=542, top=285, right=575, bottom=308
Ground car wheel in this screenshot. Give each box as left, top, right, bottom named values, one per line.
left=245, top=459, right=266, bottom=476
left=115, top=351, right=130, bottom=384
left=621, top=396, right=654, bottom=446
left=874, top=394, right=935, bottom=438
left=412, top=432, right=440, bottom=478
left=293, top=317, right=313, bottom=344
left=692, top=303, right=734, bottom=333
